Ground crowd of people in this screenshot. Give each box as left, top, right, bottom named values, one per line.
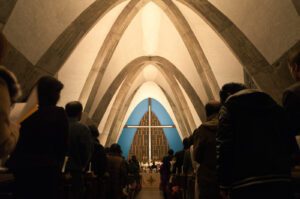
left=158, top=50, right=300, bottom=199
left=0, top=31, right=300, bottom=199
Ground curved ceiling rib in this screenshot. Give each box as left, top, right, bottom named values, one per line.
left=81, top=0, right=220, bottom=115
left=177, top=0, right=282, bottom=100
left=91, top=57, right=200, bottom=142
left=91, top=56, right=205, bottom=127
left=31, top=0, right=283, bottom=102
left=105, top=82, right=189, bottom=146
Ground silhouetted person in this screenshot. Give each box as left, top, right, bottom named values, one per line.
left=65, top=101, right=93, bottom=199
left=160, top=149, right=174, bottom=199
left=173, top=138, right=189, bottom=174
left=106, top=143, right=127, bottom=199
left=283, top=51, right=300, bottom=137
left=10, top=76, right=69, bottom=199
left=193, top=101, right=221, bottom=199
left=88, top=124, right=106, bottom=177
left=217, top=83, right=298, bottom=199
left=0, top=34, right=22, bottom=158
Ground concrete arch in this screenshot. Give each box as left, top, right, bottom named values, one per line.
left=92, top=57, right=199, bottom=143
left=105, top=83, right=189, bottom=146
left=15, top=0, right=283, bottom=102
left=82, top=0, right=220, bottom=114
left=91, top=56, right=205, bottom=126
left=177, top=0, right=282, bottom=100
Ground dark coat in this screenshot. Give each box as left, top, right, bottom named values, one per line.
left=8, top=106, right=69, bottom=170
left=217, top=89, right=298, bottom=190
left=193, top=114, right=220, bottom=199
left=193, top=114, right=218, bottom=182
left=66, top=119, right=92, bottom=172
left=283, top=82, right=300, bottom=135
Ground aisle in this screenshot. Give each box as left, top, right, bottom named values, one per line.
left=136, top=188, right=163, bottom=199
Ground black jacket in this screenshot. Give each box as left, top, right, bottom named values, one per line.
left=8, top=106, right=69, bottom=170
left=217, top=89, right=298, bottom=190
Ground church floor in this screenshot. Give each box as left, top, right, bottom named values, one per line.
left=136, top=188, right=163, bottom=199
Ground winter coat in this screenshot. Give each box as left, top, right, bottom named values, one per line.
left=217, top=89, right=298, bottom=190
left=193, top=113, right=218, bottom=183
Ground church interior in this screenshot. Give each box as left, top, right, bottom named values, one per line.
left=0, top=0, right=300, bottom=198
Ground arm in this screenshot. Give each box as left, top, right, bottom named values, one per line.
left=0, top=81, right=19, bottom=158
left=56, top=109, right=69, bottom=167
left=193, top=126, right=206, bottom=164
left=216, top=105, right=234, bottom=191
left=79, top=126, right=93, bottom=170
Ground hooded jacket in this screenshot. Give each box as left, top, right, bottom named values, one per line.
left=217, top=89, right=298, bottom=190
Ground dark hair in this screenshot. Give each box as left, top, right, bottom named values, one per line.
left=0, top=66, right=22, bottom=103
left=0, top=33, right=7, bottom=63
left=65, top=101, right=83, bottom=118
left=37, top=76, right=63, bottom=106
left=219, top=83, right=247, bottom=104
left=183, top=138, right=191, bottom=149
left=288, top=50, right=300, bottom=70
left=205, top=101, right=221, bottom=117
left=88, top=124, right=100, bottom=138
left=168, top=149, right=174, bottom=156
left=110, top=143, right=122, bottom=155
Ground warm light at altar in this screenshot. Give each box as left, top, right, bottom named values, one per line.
left=141, top=2, right=161, bottom=55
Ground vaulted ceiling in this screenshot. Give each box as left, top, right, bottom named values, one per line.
left=1, top=0, right=299, bottom=145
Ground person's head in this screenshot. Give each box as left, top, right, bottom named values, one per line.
left=65, top=101, right=83, bottom=120
left=288, top=50, right=300, bottom=81
left=110, top=143, right=122, bottom=155
left=219, top=83, right=247, bottom=104
left=182, top=137, right=190, bottom=150
left=205, top=101, right=221, bottom=118
left=168, top=149, right=174, bottom=157
left=132, top=155, right=137, bottom=162
left=88, top=124, right=100, bottom=138
left=37, top=76, right=63, bottom=106
left=0, top=66, right=21, bottom=104
left=0, top=33, right=7, bottom=64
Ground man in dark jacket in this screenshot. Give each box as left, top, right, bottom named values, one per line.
left=217, top=83, right=298, bottom=199
left=65, top=101, right=93, bottom=199
left=193, top=101, right=221, bottom=199
left=11, top=76, right=69, bottom=199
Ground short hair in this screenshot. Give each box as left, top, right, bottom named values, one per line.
left=110, top=143, right=122, bottom=155
left=65, top=101, right=83, bottom=118
left=205, top=101, right=221, bottom=117
left=88, top=124, right=100, bottom=138
left=288, top=50, right=300, bottom=70
left=0, top=33, right=7, bottom=63
left=168, top=149, right=174, bottom=156
left=37, top=76, right=63, bottom=106
left=0, top=66, right=22, bottom=103
left=219, top=83, right=247, bottom=104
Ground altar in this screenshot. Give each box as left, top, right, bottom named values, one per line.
left=140, top=172, right=160, bottom=188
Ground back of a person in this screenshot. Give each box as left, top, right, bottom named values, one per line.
left=15, top=106, right=67, bottom=168
left=67, top=120, right=90, bottom=171
left=106, top=154, right=126, bottom=199
left=226, top=90, right=292, bottom=182
left=173, top=150, right=185, bottom=174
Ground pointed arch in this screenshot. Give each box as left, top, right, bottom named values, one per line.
left=81, top=0, right=220, bottom=115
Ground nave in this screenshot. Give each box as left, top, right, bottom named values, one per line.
left=0, top=0, right=300, bottom=198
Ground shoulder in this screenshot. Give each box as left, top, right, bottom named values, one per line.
left=283, top=83, right=300, bottom=104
